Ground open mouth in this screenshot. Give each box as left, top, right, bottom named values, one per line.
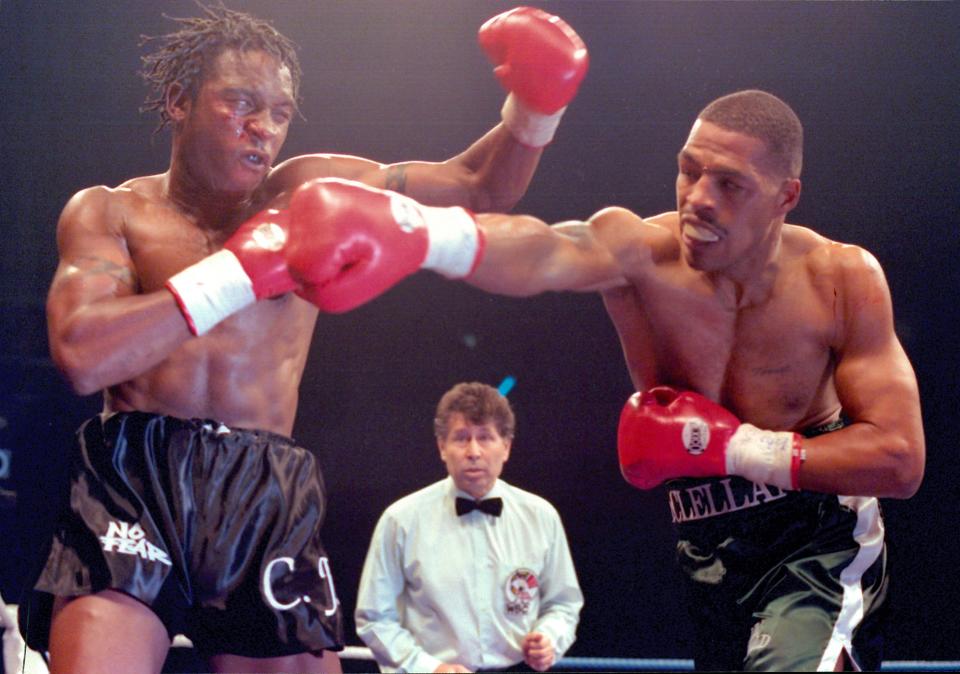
left=681, top=217, right=720, bottom=243
left=242, top=151, right=269, bottom=169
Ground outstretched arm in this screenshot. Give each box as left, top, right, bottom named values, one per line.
left=270, top=7, right=588, bottom=213
left=280, top=179, right=634, bottom=313
left=469, top=207, right=633, bottom=296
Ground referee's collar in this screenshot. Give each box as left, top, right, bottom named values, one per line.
left=446, top=476, right=507, bottom=502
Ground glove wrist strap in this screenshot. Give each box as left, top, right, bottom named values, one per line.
left=417, top=205, right=484, bottom=278
left=726, top=424, right=804, bottom=490
left=501, top=93, right=566, bottom=148
left=165, top=250, right=256, bottom=336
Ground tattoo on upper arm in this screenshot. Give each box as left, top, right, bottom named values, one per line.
left=70, top=255, right=137, bottom=290
left=384, top=166, right=407, bottom=194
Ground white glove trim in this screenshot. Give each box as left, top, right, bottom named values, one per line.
left=725, top=424, right=800, bottom=490
left=400, top=201, right=481, bottom=279
left=165, top=250, right=256, bottom=336
left=501, top=92, right=566, bottom=148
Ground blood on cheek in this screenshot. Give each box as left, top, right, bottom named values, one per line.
left=216, top=107, right=245, bottom=139
left=231, top=116, right=244, bottom=139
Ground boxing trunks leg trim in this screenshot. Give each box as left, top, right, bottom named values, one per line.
left=815, top=495, right=885, bottom=671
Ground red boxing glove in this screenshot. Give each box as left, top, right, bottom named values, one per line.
left=285, top=178, right=483, bottom=314
left=222, top=209, right=296, bottom=299
left=166, top=208, right=296, bottom=335
left=617, top=387, right=804, bottom=491
left=479, top=6, right=589, bottom=146
left=479, top=6, right=588, bottom=113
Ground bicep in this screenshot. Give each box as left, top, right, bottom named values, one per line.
left=360, top=160, right=476, bottom=208
left=470, top=214, right=629, bottom=295
left=367, top=516, right=406, bottom=591
left=47, top=191, right=137, bottom=331
left=833, top=250, right=922, bottom=438
left=356, top=123, right=538, bottom=211
left=272, top=154, right=474, bottom=207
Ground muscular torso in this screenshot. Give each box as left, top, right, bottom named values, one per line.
left=92, top=155, right=379, bottom=436
left=101, top=173, right=317, bottom=435
left=600, top=211, right=843, bottom=432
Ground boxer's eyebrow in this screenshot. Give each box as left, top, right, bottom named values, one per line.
left=678, top=151, right=751, bottom=184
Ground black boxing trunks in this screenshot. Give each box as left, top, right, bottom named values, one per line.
left=668, top=418, right=887, bottom=671
left=19, top=411, right=343, bottom=658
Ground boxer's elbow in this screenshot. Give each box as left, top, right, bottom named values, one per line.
left=463, top=168, right=528, bottom=214
left=470, top=184, right=523, bottom=215
left=53, top=348, right=103, bottom=396
left=485, top=186, right=526, bottom=214
left=50, top=332, right=106, bottom=396
left=882, top=436, right=925, bottom=499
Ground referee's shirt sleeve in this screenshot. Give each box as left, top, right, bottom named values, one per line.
left=531, top=504, right=584, bottom=659
left=355, top=510, right=443, bottom=674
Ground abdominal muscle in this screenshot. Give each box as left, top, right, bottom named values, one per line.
left=106, top=295, right=317, bottom=437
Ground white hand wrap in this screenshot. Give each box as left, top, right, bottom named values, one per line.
left=165, top=250, right=256, bottom=336
left=389, top=196, right=482, bottom=279
left=421, top=206, right=482, bottom=278
left=725, top=424, right=802, bottom=490
left=501, top=92, right=566, bottom=148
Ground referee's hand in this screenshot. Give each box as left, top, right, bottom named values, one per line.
left=522, top=632, right=556, bottom=671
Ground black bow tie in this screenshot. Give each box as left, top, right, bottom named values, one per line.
left=456, top=497, right=503, bottom=517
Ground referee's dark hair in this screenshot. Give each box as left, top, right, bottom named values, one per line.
left=434, top=382, right=516, bottom=441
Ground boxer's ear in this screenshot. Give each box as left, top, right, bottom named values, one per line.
left=778, top=178, right=801, bottom=215
left=166, top=83, right=190, bottom=123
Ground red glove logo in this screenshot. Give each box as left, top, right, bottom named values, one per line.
left=681, top=419, right=710, bottom=455
left=248, top=214, right=288, bottom=252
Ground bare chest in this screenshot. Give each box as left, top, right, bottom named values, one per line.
left=124, top=208, right=227, bottom=292
left=604, top=275, right=837, bottom=429
left=113, top=205, right=316, bottom=429
left=126, top=206, right=312, bottom=332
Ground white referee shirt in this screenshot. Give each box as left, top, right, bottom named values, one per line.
left=355, top=477, right=583, bottom=673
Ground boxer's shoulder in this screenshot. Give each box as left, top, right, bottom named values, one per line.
left=63, top=174, right=170, bottom=220
left=588, top=208, right=678, bottom=275
left=265, top=153, right=384, bottom=194
left=784, top=225, right=883, bottom=287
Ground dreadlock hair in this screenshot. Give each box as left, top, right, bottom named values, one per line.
left=139, top=1, right=302, bottom=132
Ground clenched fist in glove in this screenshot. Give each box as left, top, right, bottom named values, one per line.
left=166, top=207, right=297, bottom=335
left=617, top=386, right=805, bottom=491
left=479, top=6, right=589, bottom=147
left=287, top=178, right=483, bottom=313
left=166, top=177, right=483, bottom=332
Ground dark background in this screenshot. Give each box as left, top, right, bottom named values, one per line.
left=1, top=0, right=958, bottom=664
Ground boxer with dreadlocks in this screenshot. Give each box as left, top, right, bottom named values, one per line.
left=20, top=3, right=588, bottom=672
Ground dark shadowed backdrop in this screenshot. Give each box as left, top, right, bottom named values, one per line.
left=1, top=0, right=958, bottom=664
